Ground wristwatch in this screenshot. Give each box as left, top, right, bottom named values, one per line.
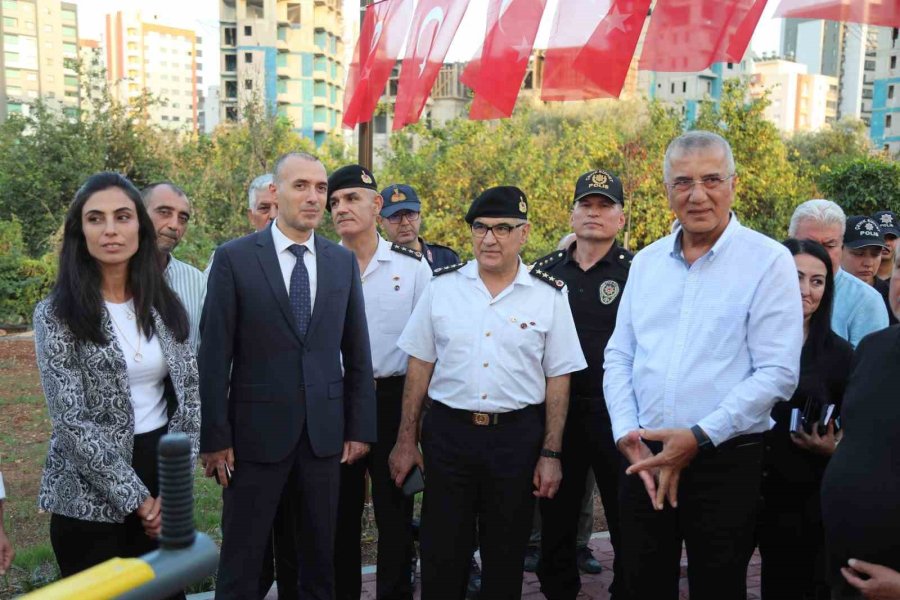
left=540, top=448, right=563, bottom=459
left=690, top=425, right=715, bottom=454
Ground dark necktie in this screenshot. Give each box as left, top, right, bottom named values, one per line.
left=288, top=244, right=311, bottom=337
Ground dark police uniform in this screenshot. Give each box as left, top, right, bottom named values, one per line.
left=420, top=237, right=460, bottom=271
left=534, top=168, right=631, bottom=600
left=397, top=187, right=586, bottom=599
left=534, top=242, right=631, bottom=600
left=379, top=183, right=461, bottom=273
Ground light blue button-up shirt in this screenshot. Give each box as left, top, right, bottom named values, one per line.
left=603, top=216, right=803, bottom=447
left=831, top=268, right=889, bottom=347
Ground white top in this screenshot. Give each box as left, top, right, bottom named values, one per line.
left=271, top=219, right=318, bottom=307
left=106, top=301, right=169, bottom=435
left=343, top=235, right=433, bottom=378
left=603, top=215, right=803, bottom=446
left=398, top=260, right=587, bottom=412
left=164, top=256, right=206, bottom=353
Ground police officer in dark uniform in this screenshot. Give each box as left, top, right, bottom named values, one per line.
left=379, top=183, right=461, bottom=271
left=533, top=169, right=631, bottom=600
left=873, top=211, right=899, bottom=325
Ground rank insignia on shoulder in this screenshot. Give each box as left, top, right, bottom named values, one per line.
left=391, top=243, right=424, bottom=260
left=530, top=267, right=565, bottom=290
left=533, top=250, right=565, bottom=270
left=434, top=261, right=467, bottom=276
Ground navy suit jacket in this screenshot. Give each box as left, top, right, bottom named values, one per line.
left=199, top=225, right=376, bottom=462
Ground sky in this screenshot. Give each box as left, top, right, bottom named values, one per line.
left=72, top=0, right=785, bottom=94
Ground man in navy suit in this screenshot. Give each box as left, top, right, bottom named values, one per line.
left=199, top=152, right=376, bottom=600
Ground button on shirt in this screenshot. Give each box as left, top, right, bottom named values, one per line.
left=398, top=260, right=587, bottom=413
left=271, top=219, right=318, bottom=306
left=603, top=216, right=803, bottom=447
left=832, top=268, right=889, bottom=347
left=543, top=243, right=631, bottom=398
left=345, top=235, right=432, bottom=378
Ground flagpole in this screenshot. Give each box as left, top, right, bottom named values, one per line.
left=357, top=0, right=374, bottom=170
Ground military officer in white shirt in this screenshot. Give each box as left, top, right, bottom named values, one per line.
left=389, top=186, right=587, bottom=600
left=328, top=164, right=433, bottom=600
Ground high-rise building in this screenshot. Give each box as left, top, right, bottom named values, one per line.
left=104, top=10, right=202, bottom=132
left=0, top=0, right=79, bottom=121
left=782, top=18, right=881, bottom=123
left=869, top=27, right=900, bottom=154
left=204, top=84, right=220, bottom=133
left=219, top=0, right=344, bottom=146
left=644, top=59, right=751, bottom=123
left=749, top=58, right=838, bottom=133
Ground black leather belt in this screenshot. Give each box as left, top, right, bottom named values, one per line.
left=433, top=401, right=536, bottom=427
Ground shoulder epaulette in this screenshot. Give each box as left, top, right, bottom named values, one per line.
left=530, top=267, right=566, bottom=290
left=533, top=250, right=566, bottom=271
left=433, top=261, right=467, bottom=276
left=391, top=242, right=424, bottom=261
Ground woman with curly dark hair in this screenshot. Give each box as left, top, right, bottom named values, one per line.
left=32, top=172, right=199, bottom=581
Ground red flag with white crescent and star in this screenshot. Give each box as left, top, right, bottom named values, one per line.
left=639, top=0, right=768, bottom=72
left=343, top=0, right=413, bottom=128
left=542, top=0, right=650, bottom=101
left=392, top=0, right=472, bottom=130
left=460, top=0, right=547, bottom=120
left=775, top=0, right=900, bottom=28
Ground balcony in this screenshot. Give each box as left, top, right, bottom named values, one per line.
left=277, top=65, right=291, bottom=79
left=277, top=39, right=289, bottom=52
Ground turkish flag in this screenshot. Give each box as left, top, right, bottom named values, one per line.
left=343, top=0, right=413, bottom=128
left=542, top=0, right=650, bottom=101
left=392, top=0, right=472, bottom=130
left=639, top=0, right=768, bottom=72
left=460, top=0, right=547, bottom=120
left=775, top=0, right=900, bottom=28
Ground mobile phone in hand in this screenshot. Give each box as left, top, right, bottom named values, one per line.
left=214, top=463, right=232, bottom=485
left=401, top=465, right=425, bottom=497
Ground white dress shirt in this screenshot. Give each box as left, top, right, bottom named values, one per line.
left=398, top=260, right=587, bottom=413
left=344, top=235, right=432, bottom=378
left=603, top=215, right=803, bottom=446
left=165, top=256, right=206, bottom=353
left=271, top=219, right=318, bottom=307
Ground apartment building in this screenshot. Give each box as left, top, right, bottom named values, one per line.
left=104, top=10, right=202, bottom=132
left=0, top=0, right=79, bottom=121
left=219, top=0, right=344, bottom=146
left=749, top=58, right=838, bottom=133
left=870, top=27, right=900, bottom=154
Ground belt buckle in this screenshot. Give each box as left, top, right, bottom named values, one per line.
left=472, top=412, right=491, bottom=426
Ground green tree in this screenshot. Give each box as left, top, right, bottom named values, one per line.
left=818, top=156, right=900, bottom=216
left=787, top=118, right=873, bottom=173
left=694, top=79, right=814, bottom=240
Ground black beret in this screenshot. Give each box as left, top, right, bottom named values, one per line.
left=465, top=186, right=528, bottom=224
left=327, top=164, right=378, bottom=211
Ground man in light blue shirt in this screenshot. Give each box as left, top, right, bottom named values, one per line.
left=789, top=199, right=889, bottom=347
left=603, top=131, right=802, bottom=600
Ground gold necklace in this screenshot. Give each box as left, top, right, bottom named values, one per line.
left=108, top=303, right=143, bottom=362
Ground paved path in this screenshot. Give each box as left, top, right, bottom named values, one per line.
left=192, top=533, right=762, bottom=599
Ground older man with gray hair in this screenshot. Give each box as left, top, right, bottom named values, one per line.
left=789, top=199, right=888, bottom=347
left=247, top=173, right=278, bottom=232
left=604, top=130, right=803, bottom=600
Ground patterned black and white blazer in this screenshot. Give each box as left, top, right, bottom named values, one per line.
left=33, top=298, right=200, bottom=523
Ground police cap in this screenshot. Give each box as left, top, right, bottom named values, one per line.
left=573, top=169, right=624, bottom=206
left=873, top=210, right=900, bottom=238
left=844, top=215, right=888, bottom=250
left=380, top=183, right=421, bottom=218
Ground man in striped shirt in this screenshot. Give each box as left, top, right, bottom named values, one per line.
left=142, top=182, right=206, bottom=353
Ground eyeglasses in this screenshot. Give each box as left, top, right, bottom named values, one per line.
left=386, top=211, right=420, bottom=224
left=665, top=174, right=735, bottom=193
left=471, top=222, right=526, bottom=239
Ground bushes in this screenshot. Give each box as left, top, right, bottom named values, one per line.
left=0, top=220, right=56, bottom=325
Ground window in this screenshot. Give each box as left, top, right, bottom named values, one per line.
left=224, top=27, right=236, bottom=46
left=3, top=17, right=17, bottom=27
left=226, top=106, right=238, bottom=122
left=4, top=34, right=18, bottom=46
left=287, top=3, right=301, bottom=24
left=247, top=0, right=264, bottom=18
left=278, top=26, right=287, bottom=42
left=225, top=80, right=237, bottom=98
left=7, top=102, right=22, bottom=114
left=245, top=79, right=252, bottom=90
left=6, top=85, right=22, bottom=96
left=314, top=81, right=326, bottom=97
left=892, top=56, right=898, bottom=70
left=890, top=85, right=895, bottom=100
left=887, top=114, right=893, bottom=128
left=2, top=0, right=17, bottom=9
left=277, top=79, right=287, bottom=94
left=4, top=68, right=19, bottom=79
left=61, top=9, right=75, bottom=21
left=244, top=52, right=252, bottom=63
left=314, top=30, right=327, bottom=50
left=682, top=81, right=687, bottom=93
left=63, top=42, right=77, bottom=56
left=670, top=82, right=675, bottom=94
left=244, top=25, right=252, bottom=36
left=4, top=51, right=19, bottom=64
left=727, top=62, right=734, bottom=69
left=225, top=53, right=236, bottom=71
left=62, top=26, right=76, bottom=37
left=276, top=53, right=287, bottom=68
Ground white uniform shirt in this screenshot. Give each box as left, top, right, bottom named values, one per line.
left=344, top=235, right=433, bottom=378
left=398, top=260, right=587, bottom=413
left=271, top=220, right=318, bottom=306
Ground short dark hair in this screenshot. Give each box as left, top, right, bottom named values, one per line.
left=782, top=238, right=836, bottom=357
left=141, top=181, right=190, bottom=206
left=52, top=172, right=188, bottom=344
left=273, top=152, right=321, bottom=184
